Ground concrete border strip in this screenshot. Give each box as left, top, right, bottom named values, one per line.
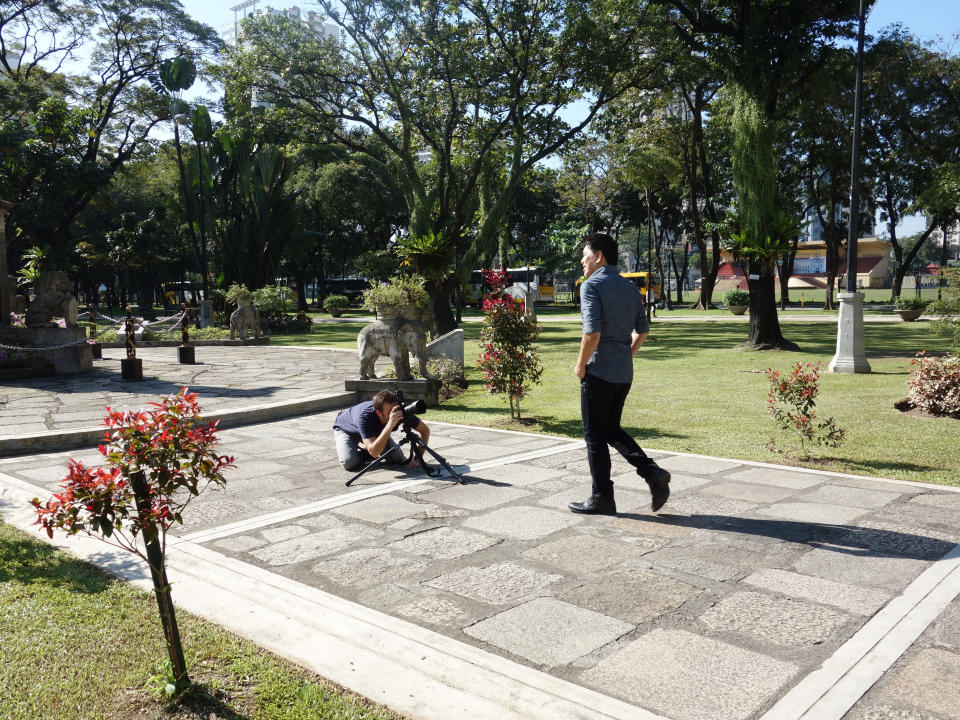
left=761, top=543, right=960, bottom=720
left=0, top=391, right=359, bottom=458
left=175, top=440, right=584, bottom=545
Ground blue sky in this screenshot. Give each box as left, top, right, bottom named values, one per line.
left=180, top=0, right=957, bottom=236
left=182, top=0, right=960, bottom=49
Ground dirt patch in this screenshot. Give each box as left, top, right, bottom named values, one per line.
left=108, top=661, right=257, bottom=720
left=491, top=416, right=540, bottom=429
left=894, top=399, right=960, bottom=420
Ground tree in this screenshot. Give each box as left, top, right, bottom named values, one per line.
left=865, top=30, right=960, bottom=298
left=221, top=0, right=663, bottom=334
left=0, top=0, right=220, bottom=266
left=656, top=0, right=861, bottom=348
left=32, top=389, right=235, bottom=691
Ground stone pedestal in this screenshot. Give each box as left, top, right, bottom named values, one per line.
left=90, top=342, right=102, bottom=360
left=121, top=357, right=143, bottom=380
left=199, top=299, right=214, bottom=328
left=21, top=327, right=93, bottom=374
left=345, top=378, right=440, bottom=407
left=829, top=292, right=871, bottom=374
left=178, top=346, right=195, bottom=364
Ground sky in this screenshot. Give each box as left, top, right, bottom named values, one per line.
left=180, top=0, right=960, bottom=45
left=176, top=0, right=958, bottom=237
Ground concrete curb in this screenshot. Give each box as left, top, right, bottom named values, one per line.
left=0, top=391, right=360, bottom=457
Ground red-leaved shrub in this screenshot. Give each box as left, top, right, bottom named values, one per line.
left=907, top=352, right=960, bottom=416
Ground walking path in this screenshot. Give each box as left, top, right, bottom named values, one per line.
left=1, top=346, right=958, bottom=720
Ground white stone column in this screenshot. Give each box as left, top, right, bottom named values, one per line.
left=829, top=292, right=871, bottom=373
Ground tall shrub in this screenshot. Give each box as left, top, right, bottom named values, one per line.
left=477, top=269, right=541, bottom=419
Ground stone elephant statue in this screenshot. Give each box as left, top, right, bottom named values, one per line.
left=358, top=318, right=432, bottom=381
left=229, top=300, right=261, bottom=340
left=25, top=271, right=78, bottom=328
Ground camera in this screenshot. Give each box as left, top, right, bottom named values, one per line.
left=395, top=390, right=426, bottom=429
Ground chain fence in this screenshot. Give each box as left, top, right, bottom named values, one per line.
left=1, top=309, right=190, bottom=353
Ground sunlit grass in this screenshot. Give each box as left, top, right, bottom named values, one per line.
left=292, top=317, right=957, bottom=487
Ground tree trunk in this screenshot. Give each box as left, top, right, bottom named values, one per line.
left=426, top=282, right=457, bottom=336
left=746, top=265, right=799, bottom=350
left=779, top=236, right=799, bottom=309
left=292, top=267, right=309, bottom=311
left=130, top=472, right=188, bottom=688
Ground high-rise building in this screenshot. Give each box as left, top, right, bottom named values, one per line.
left=221, top=3, right=338, bottom=47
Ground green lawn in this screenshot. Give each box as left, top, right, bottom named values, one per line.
left=0, top=521, right=404, bottom=720
left=278, top=318, right=957, bottom=486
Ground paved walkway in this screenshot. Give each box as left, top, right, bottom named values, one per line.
left=1, top=347, right=959, bottom=720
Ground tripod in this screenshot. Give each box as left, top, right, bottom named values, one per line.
left=345, top=422, right=463, bottom=487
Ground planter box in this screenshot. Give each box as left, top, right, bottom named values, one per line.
left=729, top=305, right=748, bottom=315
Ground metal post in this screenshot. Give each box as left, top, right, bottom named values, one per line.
left=844, top=0, right=866, bottom=294
left=121, top=309, right=143, bottom=379
left=178, top=305, right=195, bottom=364
left=829, top=0, right=871, bottom=374
left=88, top=309, right=102, bottom=360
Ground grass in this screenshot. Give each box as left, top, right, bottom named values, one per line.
left=280, top=317, right=958, bottom=486
left=0, top=521, right=404, bottom=720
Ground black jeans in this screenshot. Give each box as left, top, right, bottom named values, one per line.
left=581, top=373, right=651, bottom=498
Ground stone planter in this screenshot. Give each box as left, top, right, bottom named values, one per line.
left=328, top=309, right=344, bottom=318
left=375, top=303, right=424, bottom=322
left=729, top=305, right=748, bottom=315
left=896, top=309, right=923, bottom=322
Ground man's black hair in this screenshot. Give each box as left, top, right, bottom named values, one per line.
left=584, top=233, right=618, bottom=266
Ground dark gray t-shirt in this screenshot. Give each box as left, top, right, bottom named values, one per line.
left=580, top=266, right=649, bottom=384
left=333, top=400, right=420, bottom=439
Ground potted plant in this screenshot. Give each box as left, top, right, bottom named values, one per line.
left=894, top=296, right=928, bottom=321
left=361, top=274, right=430, bottom=321
left=723, top=288, right=750, bottom=315
left=323, top=293, right=349, bottom=317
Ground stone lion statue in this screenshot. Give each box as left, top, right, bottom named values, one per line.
left=25, top=271, right=78, bottom=328
left=358, top=318, right=432, bottom=381
left=229, top=299, right=261, bottom=340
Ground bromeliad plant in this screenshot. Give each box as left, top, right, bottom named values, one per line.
left=31, top=388, right=235, bottom=692
left=766, top=362, right=845, bottom=457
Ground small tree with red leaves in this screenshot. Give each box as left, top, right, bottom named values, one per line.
left=477, top=269, right=542, bottom=419
left=31, top=388, right=235, bottom=691
left=766, top=362, right=845, bottom=457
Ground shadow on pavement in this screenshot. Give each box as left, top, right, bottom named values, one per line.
left=618, top=512, right=956, bottom=560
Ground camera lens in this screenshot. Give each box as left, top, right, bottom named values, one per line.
left=403, top=399, right=426, bottom=415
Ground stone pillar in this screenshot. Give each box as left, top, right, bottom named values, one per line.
left=829, top=292, right=871, bottom=374
left=0, top=199, right=11, bottom=327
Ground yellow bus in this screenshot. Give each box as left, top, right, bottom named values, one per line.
left=574, top=271, right=661, bottom=305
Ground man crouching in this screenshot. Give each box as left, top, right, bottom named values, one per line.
left=332, top=390, right=430, bottom=471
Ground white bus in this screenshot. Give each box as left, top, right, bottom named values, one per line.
left=466, top=267, right=555, bottom=305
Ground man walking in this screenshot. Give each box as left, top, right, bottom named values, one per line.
left=570, top=233, right=671, bottom=516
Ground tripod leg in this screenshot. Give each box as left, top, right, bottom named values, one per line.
left=345, top=438, right=409, bottom=486
left=412, top=437, right=464, bottom=483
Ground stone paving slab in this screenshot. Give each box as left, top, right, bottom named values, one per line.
left=0, top=345, right=387, bottom=442
left=4, top=403, right=960, bottom=720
